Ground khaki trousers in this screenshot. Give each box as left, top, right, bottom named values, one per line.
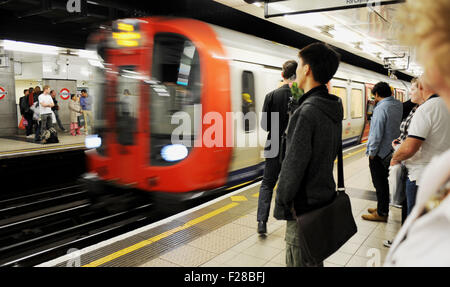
left=285, top=220, right=324, bottom=267
left=82, top=110, right=94, bottom=134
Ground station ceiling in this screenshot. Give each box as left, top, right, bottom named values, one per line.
left=0, top=0, right=413, bottom=81
left=216, top=0, right=420, bottom=78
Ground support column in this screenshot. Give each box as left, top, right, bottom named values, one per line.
left=0, top=50, right=17, bottom=136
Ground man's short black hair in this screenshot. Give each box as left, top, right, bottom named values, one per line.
left=371, top=82, right=392, bottom=98
left=81, top=89, right=87, bottom=93
left=298, top=42, right=341, bottom=85
left=282, top=60, right=297, bottom=80
left=24, top=89, right=28, bottom=94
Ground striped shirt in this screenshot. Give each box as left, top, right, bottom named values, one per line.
left=399, top=105, right=418, bottom=141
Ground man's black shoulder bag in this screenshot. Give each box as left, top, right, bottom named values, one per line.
left=295, top=141, right=358, bottom=265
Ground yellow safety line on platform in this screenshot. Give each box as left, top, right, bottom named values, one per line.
left=225, top=180, right=253, bottom=191
left=83, top=202, right=240, bottom=267
left=0, top=143, right=85, bottom=155
left=231, top=195, right=248, bottom=202
left=334, top=147, right=367, bottom=163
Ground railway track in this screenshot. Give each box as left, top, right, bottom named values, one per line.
left=0, top=183, right=157, bottom=267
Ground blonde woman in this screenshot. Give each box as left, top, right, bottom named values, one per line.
left=385, top=0, right=450, bottom=267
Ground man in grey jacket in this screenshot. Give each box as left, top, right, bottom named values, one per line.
left=274, top=43, right=342, bottom=267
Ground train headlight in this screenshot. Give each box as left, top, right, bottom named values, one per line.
left=85, top=135, right=102, bottom=149
left=161, top=144, right=188, bottom=162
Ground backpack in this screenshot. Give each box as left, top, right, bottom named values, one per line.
left=279, top=96, right=301, bottom=164
left=41, top=127, right=59, bottom=144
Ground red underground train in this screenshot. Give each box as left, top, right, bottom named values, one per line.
left=83, top=17, right=410, bottom=201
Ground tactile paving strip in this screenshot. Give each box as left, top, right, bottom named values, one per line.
left=54, top=184, right=261, bottom=267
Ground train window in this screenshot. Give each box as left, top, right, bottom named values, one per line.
left=397, top=90, right=405, bottom=102
left=332, top=86, right=347, bottom=120
left=242, top=71, right=256, bottom=133
left=351, top=89, right=363, bottom=119
left=115, top=66, right=140, bottom=146
left=149, top=33, right=201, bottom=165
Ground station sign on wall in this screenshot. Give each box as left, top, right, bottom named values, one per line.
left=0, top=86, right=7, bottom=100
left=265, top=0, right=405, bottom=18
left=59, top=88, right=71, bottom=100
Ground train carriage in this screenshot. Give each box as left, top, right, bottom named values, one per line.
left=85, top=17, right=410, bottom=200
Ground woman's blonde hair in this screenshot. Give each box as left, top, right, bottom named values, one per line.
left=396, top=0, right=450, bottom=86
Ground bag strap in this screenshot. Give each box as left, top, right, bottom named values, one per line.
left=336, top=96, right=345, bottom=192
left=337, top=141, right=345, bottom=192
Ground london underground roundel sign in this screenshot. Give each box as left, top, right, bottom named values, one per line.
left=59, top=88, right=70, bottom=100
left=0, top=86, right=7, bottom=100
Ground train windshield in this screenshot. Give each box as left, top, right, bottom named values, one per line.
left=149, top=33, right=202, bottom=165
left=115, top=66, right=140, bottom=146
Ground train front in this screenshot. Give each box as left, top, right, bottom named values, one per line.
left=85, top=18, right=232, bottom=200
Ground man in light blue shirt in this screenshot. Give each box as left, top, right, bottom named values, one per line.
left=80, top=89, right=94, bottom=135
left=363, top=82, right=402, bottom=222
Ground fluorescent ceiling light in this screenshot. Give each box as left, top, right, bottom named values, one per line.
left=1, top=40, right=59, bottom=55
left=269, top=3, right=292, bottom=14
left=77, top=49, right=99, bottom=60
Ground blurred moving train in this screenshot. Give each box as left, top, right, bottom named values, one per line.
left=84, top=17, right=411, bottom=200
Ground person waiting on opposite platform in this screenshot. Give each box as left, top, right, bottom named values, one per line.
left=69, top=94, right=82, bottom=136
left=50, top=90, right=66, bottom=132
left=257, top=60, right=297, bottom=235
left=80, top=89, right=94, bottom=135
left=19, top=89, right=34, bottom=137
left=362, top=82, right=402, bottom=222
left=38, top=85, right=54, bottom=142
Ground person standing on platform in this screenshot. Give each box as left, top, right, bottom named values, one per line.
left=80, top=89, right=94, bottom=135
left=38, top=85, right=54, bottom=140
left=50, top=90, right=66, bottom=132
left=362, top=82, right=402, bottom=222
left=384, top=0, right=450, bottom=267
left=257, top=60, right=298, bottom=235
left=383, top=77, right=422, bottom=248
left=34, top=86, right=42, bottom=101
left=20, top=89, right=33, bottom=137
left=273, top=43, right=342, bottom=267
left=390, top=78, right=450, bottom=215
left=69, top=94, right=82, bottom=136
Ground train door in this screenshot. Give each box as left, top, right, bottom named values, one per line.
left=360, top=83, right=375, bottom=143
left=349, top=82, right=366, bottom=144
left=108, top=49, right=149, bottom=186
left=330, top=80, right=351, bottom=144
left=396, top=88, right=406, bottom=102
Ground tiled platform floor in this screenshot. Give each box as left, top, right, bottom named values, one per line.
left=139, top=155, right=402, bottom=267
left=0, top=133, right=86, bottom=158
